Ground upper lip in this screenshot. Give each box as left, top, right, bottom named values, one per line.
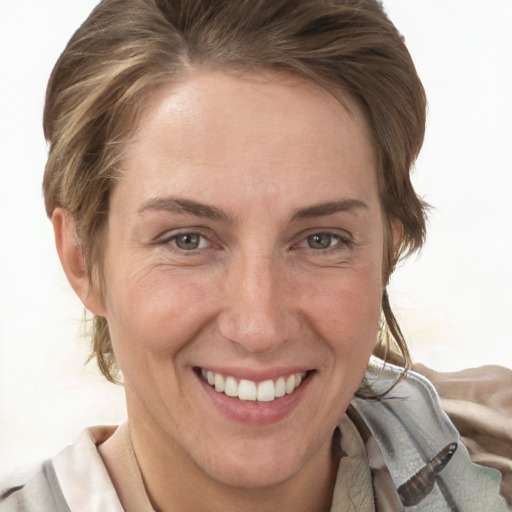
left=195, top=366, right=313, bottom=383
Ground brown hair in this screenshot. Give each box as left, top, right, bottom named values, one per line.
left=43, top=0, right=427, bottom=383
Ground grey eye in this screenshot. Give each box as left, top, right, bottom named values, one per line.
left=174, top=233, right=202, bottom=250
left=307, top=233, right=336, bottom=249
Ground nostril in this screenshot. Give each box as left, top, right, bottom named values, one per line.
left=216, top=310, right=290, bottom=354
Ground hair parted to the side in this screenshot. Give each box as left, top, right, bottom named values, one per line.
left=43, top=0, right=427, bottom=384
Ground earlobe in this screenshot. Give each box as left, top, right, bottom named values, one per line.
left=52, top=208, right=105, bottom=316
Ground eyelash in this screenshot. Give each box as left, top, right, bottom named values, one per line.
left=157, top=229, right=352, bottom=255
left=159, top=231, right=212, bottom=252
left=295, top=231, right=353, bottom=253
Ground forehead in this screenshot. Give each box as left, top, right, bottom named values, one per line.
left=116, top=69, right=378, bottom=215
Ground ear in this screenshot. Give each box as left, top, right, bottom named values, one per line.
left=391, top=220, right=403, bottom=256
left=52, top=208, right=106, bottom=316
left=383, top=220, right=403, bottom=284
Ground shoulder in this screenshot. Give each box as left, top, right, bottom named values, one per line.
left=0, top=425, right=121, bottom=512
left=414, top=362, right=512, bottom=508
left=0, top=461, right=69, bottom=512
left=351, top=358, right=511, bottom=511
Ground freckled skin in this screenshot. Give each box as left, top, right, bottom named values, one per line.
left=86, top=70, right=387, bottom=511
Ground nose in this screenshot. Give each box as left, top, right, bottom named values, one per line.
left=217, top=254, right=292, bottom=354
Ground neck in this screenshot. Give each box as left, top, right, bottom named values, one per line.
left=128, top=412, right=339, bottom=512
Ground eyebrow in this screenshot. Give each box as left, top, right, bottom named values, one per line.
left=292, top=199, right=368, bottom=220
left=138, top=196, right=367, bottom=222
left=137, top=197, right=233, bottom=223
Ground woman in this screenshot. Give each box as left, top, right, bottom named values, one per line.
left=0, top=0, right=510, bottom=510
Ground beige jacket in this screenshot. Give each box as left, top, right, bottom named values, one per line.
left=414, top=363, right=512, bottom=505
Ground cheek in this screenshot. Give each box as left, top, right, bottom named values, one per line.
left=103, top=264, right=213, bottom=365
left=303, top=266, right=383, bottom=356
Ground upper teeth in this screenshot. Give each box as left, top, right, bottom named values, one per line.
left=201, top=369, right=307, bottom=402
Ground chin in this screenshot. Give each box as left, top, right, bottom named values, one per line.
left=195, top=433, right=321, bottom=490
left=206, top=456, right=300, bottom=489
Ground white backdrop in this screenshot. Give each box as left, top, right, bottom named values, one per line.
left=0, top=0, right=511, bottom=480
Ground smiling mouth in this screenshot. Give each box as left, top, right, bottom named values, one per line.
left=198, top=368, right=311, bottom=403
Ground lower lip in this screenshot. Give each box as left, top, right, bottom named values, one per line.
left=197, top=372, right=313, bottom=426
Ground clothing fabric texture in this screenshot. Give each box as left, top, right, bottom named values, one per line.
left=412, top=363, right=512, bottom=503
left=1, top=359, right=510, bottom=512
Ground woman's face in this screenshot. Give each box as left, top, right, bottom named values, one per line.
left=93, top=70, right=386, bottom=488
